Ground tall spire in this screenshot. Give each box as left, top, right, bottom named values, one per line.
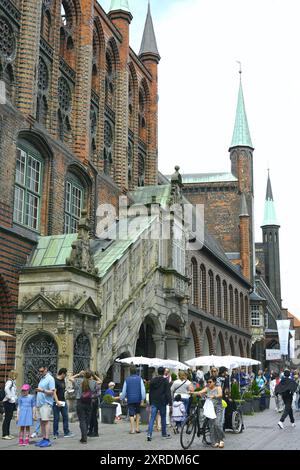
left=230, top=72, right=253, bottom=149
left=109, top=0, right=131, bottom=13
left=262, top=171, right=279, bottom=226
left=139, top=1, right=160, bottom=61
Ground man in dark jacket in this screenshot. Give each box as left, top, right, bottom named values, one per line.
left=275, top=369, right=297, bottom=429
left=147, top=367, right=172, bottom=441
left=120, top=366, right=146, bottom=434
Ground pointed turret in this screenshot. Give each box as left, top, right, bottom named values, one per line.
left=262, top=172, right=279, bottom=227
left=109, top=0, right=132, bottom=23
left=230, top=77, right=253, bottom=149
left=139, top=1, right=160, bottom=63
left=261, top=171, right=282, bottom=307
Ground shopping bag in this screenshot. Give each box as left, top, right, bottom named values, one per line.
left=203, top=399, right=217, bottom=419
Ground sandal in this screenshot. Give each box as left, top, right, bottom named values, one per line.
left=219, top=441, right=224, bottom=448
left=135, top=430, right=141, bottom=434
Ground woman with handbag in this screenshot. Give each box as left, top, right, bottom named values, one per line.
left=194, top=376, right=225, bottom=448
left=2, top=370, right=18, bottom=440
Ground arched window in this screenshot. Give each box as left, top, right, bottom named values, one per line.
left=235, top=289, right=239, bottom=326
left=138, top=85, right=147, bottom=142
left=244, top=296, right=249, bottom=329
left=138, top=153, right=145, bottom=187
left=105, top=49, right=115, bottom=108
left=223, top=281, right=228, bottom=321
left=229, top=285, right=234, bottom=323
left=13, top=143, right=43, bottom=231
left=208, top=270, right=215, bottom=315
left=92, top=25, right=101, bottom=94
left=200, top=265, right=207, bottom=311
left=103, top=120, right=113, bottom=175
left=58, top=76, right=72, bottom=143
left=216, top=276, right=221, bottom=317
left=37, top=57, right=49, bottom=126
left=90, top=104, right=97, bottom=160
left=128, top=75, right=134, bottom=130
left=41, top=5, right=52, bottom=43
left=60, top=1, right=76, bottom=68
left=191, top=258, right=198, bottom=307
left=0, top=16, right=16, bottom=102
left=73, top=333, right=91, bottom=374
left=269, top=232, right=272, bottom=242
left=240, top=293, right=244, bottom=328
left=64, top=174, right=85, bottom=233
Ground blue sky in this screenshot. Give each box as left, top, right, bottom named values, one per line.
left=99, top=1, right=300, bottom=319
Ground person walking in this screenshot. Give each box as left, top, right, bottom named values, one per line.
left=147, top=366, right=172, bottom=442
left=34, top=364, right=56, bottom=448
left=270, top=372, right=284, bottom=412
left=171, top=371, right=194, bottom=414
left=88, top=371, right=102, bottom=437
left=16, top=384, right=36, bottom=446
left=70, top=370, right=100, bottom=444
left=276, top=370, right=298, bottom=429
left=194, top=376, right=225, bottom=448
left=120, top=366, right=146, bottom=434
left=53, top=368, right=73, bottom=439
left=2, top=370, right=18, bottom=440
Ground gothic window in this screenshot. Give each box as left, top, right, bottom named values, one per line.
left=244, top=296, right=249, bottom=328
left=208, top=270, right=215, bottom=315
left=128, top=76, right=134, bottom=130
left=200, top=264, right=207, bottom=311
left=103, top=120, right=113, bottom=175
left=37, top=57, right=49, bottom=126
left=13, top=146, right=43, bottom=231
left=269, top=232, right=272, bottom=242
left=128, top=141, right=133, bottom=183
left=90, top=104, right=97, bottom=160
left=216, top=276, right=221, bottom=317
left=92, top=28, right=100, bottom=93
left=64, top=175, right=84, bottom=234
left=138, top=153, right=145, bottom=187
left=235, top=289, right=239, bottom=326
left=223, top=281, right=228, bottom=321
left=41, top=1, right=52, bottom=43
left=191, top=258, right=198, bottom=307
left=138, top=87, right=147, bottom=141
left=73, top=334, right=91, bottom=374
left=58, top=76, right=72, bottom=142
left=229, top=285, right=234, bottom=323
left=60, top=1, right=76, bottom=67
left=105, top=50, right=114, bottom=108
left=240, top=293, right=244, bottom=328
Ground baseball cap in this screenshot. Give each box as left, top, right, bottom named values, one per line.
left=21, top=384, right=30, bottom=391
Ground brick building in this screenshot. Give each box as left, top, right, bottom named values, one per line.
left=0, top=0, right=160, bottom=382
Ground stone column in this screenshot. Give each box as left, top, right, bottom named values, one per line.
left=178, top=338, right=190, bottom=363
left=152, top=334, right=166, bottom=359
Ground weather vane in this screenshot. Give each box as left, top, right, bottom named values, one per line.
left=236, top=61, right=242, bottom=75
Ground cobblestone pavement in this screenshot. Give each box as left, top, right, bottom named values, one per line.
left=1, top=401, right=299, bottom=451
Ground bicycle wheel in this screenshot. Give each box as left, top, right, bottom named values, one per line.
left=180, top=415, right=197, bottom=449
left=202, top=418, right=211, bottom=445
left=232, top=410, right=243, bottom=433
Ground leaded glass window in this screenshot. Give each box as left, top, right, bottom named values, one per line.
left=251, top=305, right=261, bottom=327
left=37, top=57, right=49, bottom=125
left=104, top=120, right=113, bottom=174
left=64, top=177, right=84, bottom=233
left=13, top=147, right=43, bottom=231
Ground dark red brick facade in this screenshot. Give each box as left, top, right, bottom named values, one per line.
left=0, top=0, right=159, bottom=382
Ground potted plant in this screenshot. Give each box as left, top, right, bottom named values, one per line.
left=265, top=388, right=271, bottom=409
left=100, top=394, right=117, bottom=424
left=250, top=380, right=261, bottom=412
left=241, top=392, right=254, bottom=415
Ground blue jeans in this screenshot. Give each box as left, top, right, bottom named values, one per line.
left=53, top=403, right=70, bottom=436
left=147, top=404, right=167, bottom=437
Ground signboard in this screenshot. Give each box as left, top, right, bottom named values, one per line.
left=290, top=330, right=295, bottom=359
left=276, top=319, right=290, bottom=355
left=266, top=349, right=282, bottom=361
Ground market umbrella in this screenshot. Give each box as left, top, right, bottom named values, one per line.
left=186, top=355, right=239, bottom=369
left=115, top=356, right=157, bottom=367
left=150, top=358, right=189, bottom=370
left=223, top=356, right=261, bottom=367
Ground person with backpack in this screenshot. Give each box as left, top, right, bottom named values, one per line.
left=120, top=366, right=146, bottom=434
left=1, top=370, right=18, bottom=440
left=275, top=369, right=298, bottom=429
left=147, top=367, right=173, bottom=442
left=70, top=370, right=100, bottom=444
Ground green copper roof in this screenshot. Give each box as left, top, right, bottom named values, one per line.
left=230, top=80, right=253, bottom=149
left=262, top=174, right=279, bottom=226
left=109, top=0, right=131, bottom=13
left=29, top=234, right=78, bottom=267
left=130, top=185, right=171, bottom=207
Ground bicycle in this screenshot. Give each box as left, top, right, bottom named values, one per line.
left=180, top=397, right=211, bottom=450
left=223, top=392, right=245, bottom=434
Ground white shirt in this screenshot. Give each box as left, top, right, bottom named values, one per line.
left=3, top=379, right=17, bottom=403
